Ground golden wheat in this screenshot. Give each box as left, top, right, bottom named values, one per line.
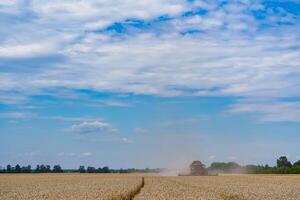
left=135, top=176, right=221, bottom=200
left=1, top=174, right=300, bottom=200
left=0, top=173, right=143, bottom=200
left=136, top=175, right=300, bottom=200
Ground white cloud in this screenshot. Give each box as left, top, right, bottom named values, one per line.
left=70, top=120, right=112, bottom=134
left=121, top=137, right=134, bottom=144
left=134, top=128, right=148, bottom=134
left=0, top=111, right=100, bottom=122
left=1, top=31, right=299, bottom=122
left=228, top=156, right=237, bottom=161
left=30, top=0, right=189, bottom=22
left=0, top=0, right=299, bottom=122
left=0, top=0, right=20, bottom=14
left=57, top=152, right=76, bottom=157
left=53, top=32, right=299, bottom=98
left=0, top=93, right=27, bottom=104
left=81, top=152, right=92, bottom=156
left=57, top=152, right=92, bottom=156
left=22, top=152, right=39, bottom=157
left=0, top=43, right=55, bottom=58
left=208, top=155, right=216, bottom=160
left=44, top=116, right=87, bottom=122
left=0, top=112, right=34, bottom=119
left=230, top=100, right=300, bottom=122
left=98, top=100, right=130, bottom=107
left=0, top=0, right=193, bottom=59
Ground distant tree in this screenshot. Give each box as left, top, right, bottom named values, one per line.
left=264, top=164, right=270, bottom=169
left=21, top=165, right=31, bottom=173
left=21, top=166, right=26, bottom=173
left=40, top=165, right=46, bottom=173
left=15, top=164, right=21, bottom=173
left=245, top=165, right=258, bottom=173
left=53, top=165, right=63, bottom=173
left=227, top=162, right=241, bottom=169
left=35, top=165, right=40, bottom=173
left=102, top=166, right=110, bottom=173
left=293, top=160, right=300, bottom=166
left=40, top=165, right=45, bottom=172
left=6, top=165, right=12, bottom=173
left=46, top=165, right=51, bottom=173
left=277, top=156, right=292, bottom=168
left=210, top=162, right=228, bottom=170
left=87, top=166, right=96, bottom=173
left=79, top=166, right=86, bottom=173
left=97, top=167, right=103, bottom=173
left=27, top=165, right=32, bottom=173
left=209, top=162, right=242, bottom=173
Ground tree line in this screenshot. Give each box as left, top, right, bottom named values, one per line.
left=208, top=156, right=300, bottom=174
left=2, top=156, right=299, bottom=174
left=0, top=164, right=159, bottom=174
left=0, top=164, right=63, bottom=173
left=78, top=166, right=159, bottom=173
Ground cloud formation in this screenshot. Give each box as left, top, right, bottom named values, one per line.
left=231, top=100, right=300, bottom=122
left=81, top=152, right=92, bottom=156
left=0, top=0, right=300, bottom=122
left=70, top=121, right=111, bottom=134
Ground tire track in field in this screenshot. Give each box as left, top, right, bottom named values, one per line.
left=128, top=177, right=144, bottom=200
left=111, top=177, right=144, bottom=200
left=131, top=177, right=145, bottom=200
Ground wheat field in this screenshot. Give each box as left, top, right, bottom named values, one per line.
left=1, top=174, right=300, bottom=200
left=136, top=175, right=300, bottom=200
left=0, top=174, right=143, bottom=200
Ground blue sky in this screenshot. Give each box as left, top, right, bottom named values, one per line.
left=0, top=0, right=300, bottom=169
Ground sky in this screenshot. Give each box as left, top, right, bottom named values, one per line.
left=0, top=0, right=300, bottom=169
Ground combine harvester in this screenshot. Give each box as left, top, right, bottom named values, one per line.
left=179, top=160, right=208, bottom=176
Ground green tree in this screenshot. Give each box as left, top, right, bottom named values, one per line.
left=87, top=166, right=96, bottom=173
left=15, top=164, right=21, bottom=173
left=46, top=165, right=51, bottom=173
left=277, top=156, right=292, bottom=168
left=40, top=164, right=47, bottom=172
left=79, top=166, right=86, bottom=173
left=53, top=165, right=63, bottom=173
left=21, top=165, right=31, bottom=173
left=6, top=165, right=12, bottom=172
left=102, top=166, right=110, bottom=173
left=209, top=162, right=242, bottom=173
left=35, top=165, right=40, bottom=173
left=27, top=165, right=32, bottom=173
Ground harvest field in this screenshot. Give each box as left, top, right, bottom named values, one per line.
left=136, top=175, right=300, bottom=200
left=1, top=174, right=300, bottom=200
left=0, top=174, right=144, bottom=200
